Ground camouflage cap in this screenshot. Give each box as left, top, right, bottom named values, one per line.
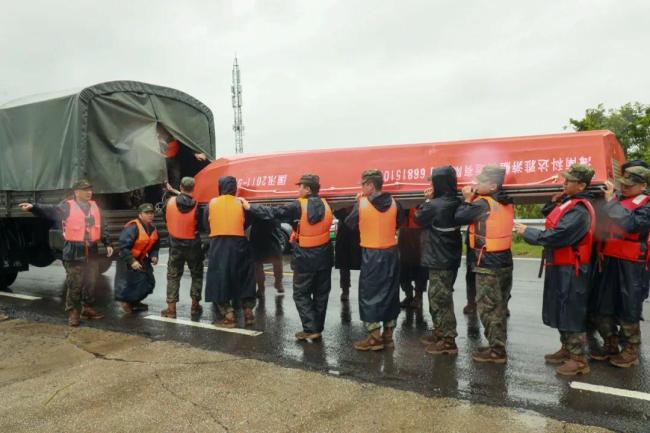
left=138, top=203, right=155, bottom=213
left=180, top=176, right=195, bottom=190
left=360, top=169, right=383, bottom=185
left=72, top=179, right=92, bottom=190
left=475, top=165, right=506, bottom=185
left=560, top=163, right=595, bottom=184
left=295, top=173, right=320, bottom=187
left=620, top=165, right=650, bottom=186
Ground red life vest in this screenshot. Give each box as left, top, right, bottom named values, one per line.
left=404, top=208, right=421, bottom=229
left=296, top=197, right=333, bottom=248
left=165, top=196, right=197, bottom=240
left=208, top=195, right=245, bottom=237
left=602, top=194, right=650, bottom=262
left=126, top=219, right=159, bottom=262
left=545, top=197, right=595, bottom=274
left=359, top=196, right=398, bottom=249
left=468, top=195, right=514, bottom=265
left=63, top=199, right=101, bottom=242
left=164, top=140, right=180, bottom=158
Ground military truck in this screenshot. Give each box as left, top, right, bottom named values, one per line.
left=0, top=81, right=215, bottom=289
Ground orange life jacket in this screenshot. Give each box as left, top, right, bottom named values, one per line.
left=403, top=207, right=421, bottom=229
left=164, top=140, right=180, bottom=158
left=126, top=219, right=159, bottom=262
left=468, top=196, right=514, bottom=264
left=359, top=196, right=398, bottom=249
left=208, top=195, right=245, bottom=237
left=545, top=198, right=595, bottom=275
left=296, top=197, right=333, bottom=248
left=63, top=199, right=101, bottom=242
left=166, top=196, right=197, bottom=240
left=602, top=194, right=650, bottom=262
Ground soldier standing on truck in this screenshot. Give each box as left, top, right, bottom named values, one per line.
left=160, top=177, right=205, bottom=319
left=345, top=169, right=404, bottom=351
left=19, top=179, right=113, bottom=326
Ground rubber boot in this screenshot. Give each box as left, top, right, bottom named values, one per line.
left=80, top=305, right=105, bottom=320
left=556, top=354, right=590, bottom=376
left=591, top=336, right=620, bottom=361
left=353, top=329, right=384, bottom=351
left=68, top=309, right=80, bottom=327
left=243, top=307, right=255, bottom=326
left=191, top=298, right=203, bottom=315
left=609, top=344, right=640, bottom=368
left=544, top=345, right=570, bottom=364
left=382, top=326, right=394, bottom=348
left=160, top=302, right=177, bottom=319
left=426, top=337, right=458, bottom=355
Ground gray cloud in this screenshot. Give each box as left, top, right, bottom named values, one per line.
left=2, top=0, right=649, bottom=155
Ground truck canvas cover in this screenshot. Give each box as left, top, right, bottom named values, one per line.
left=194, top=131, right=624, bottom=205
left=0, top=81, right=215, bottom=193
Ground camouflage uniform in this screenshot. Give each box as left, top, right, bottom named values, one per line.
left=561, top=331, right=587, bottom=355
left=166, top=243, right=204, bottom=303
left=365, top=320, right=396, bottom=332
left=63, top=257, right=100, bottom=311
left=475, top=266, right=512, bottom=348
left=427, top=269, right=458, bottom=338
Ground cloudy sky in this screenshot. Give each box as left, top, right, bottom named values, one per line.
left=2, top=0, right=649, bottom=156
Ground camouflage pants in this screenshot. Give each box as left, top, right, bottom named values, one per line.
left=595, top=316, right=642, bottom=345
left=427, top=269, right=458, bottom=338
left=365, top=320, right=396, bottom=332
left=475, top=266, right=512, bottom=348
left=62, top=259, right=99, bottom=311
left=166, top=243, right=204, bottom=303
left=560, top=331, right=586, bottom=356
left=217, top=298, right=256, bottom=315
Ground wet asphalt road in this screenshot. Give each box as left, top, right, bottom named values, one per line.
left=1, top=256, right=649, bottom=433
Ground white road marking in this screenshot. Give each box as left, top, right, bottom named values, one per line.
left=570, top=382, right=650, bottom=402
left=143, top=315, right=263, bottom=336
left=0, top=292, right=42, bottom=301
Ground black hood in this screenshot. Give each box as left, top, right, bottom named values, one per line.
left=305, top=195, right=326, bottom=224
left=218, top=176, right=237, bottom=196
left=175, top=192, right=197, bottom=213
left=431, top=166, right=458, bottom=198
left=368, top=192, right=394, bottom=212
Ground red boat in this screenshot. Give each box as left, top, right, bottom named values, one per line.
left=194, top=130, right=625, bottom=205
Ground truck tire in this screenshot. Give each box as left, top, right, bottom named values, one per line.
left=0, top=272, right=18, bottom=291
left=28, top=246, right=56, bottom=267
left=97, top=258, right=113, bottom=275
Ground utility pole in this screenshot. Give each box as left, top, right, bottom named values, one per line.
left=232, top=57, right=244, bottom=154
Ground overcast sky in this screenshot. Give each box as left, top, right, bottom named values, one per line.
left=2, top=0, right=649, bottom=156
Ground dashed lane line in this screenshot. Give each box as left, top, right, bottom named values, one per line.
left=0, top=292, right=42, bottom=301
left=143, top=315, right=263, bottom=336
left=570, top=381, right=650, bottom=402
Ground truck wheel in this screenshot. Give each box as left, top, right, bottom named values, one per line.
left=28, top=247, right=56, bottom=267
left=0, top=272, right=18, bottom=291
left=97, top=258, right=113, bottom=275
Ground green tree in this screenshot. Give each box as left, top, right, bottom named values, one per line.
left=568, top=102, right=650, bottom=161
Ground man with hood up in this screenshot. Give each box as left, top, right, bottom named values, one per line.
left=589, top=165, right=650, bottom=369
left=345, top=169, right=405, bottom=351
left=242, top=174, right=334, bottom=341
left=415, top=166, right=463, bottom=355
left=515, top=164, right=596, bottom=376
left=204, top=176, right=256, bottom=328
left=455, top=165, right=514, bottom=363
left=161, top=177, right=205, bottom=319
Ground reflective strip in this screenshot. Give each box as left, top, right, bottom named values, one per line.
left=431, top=225, right=459, bottom=232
